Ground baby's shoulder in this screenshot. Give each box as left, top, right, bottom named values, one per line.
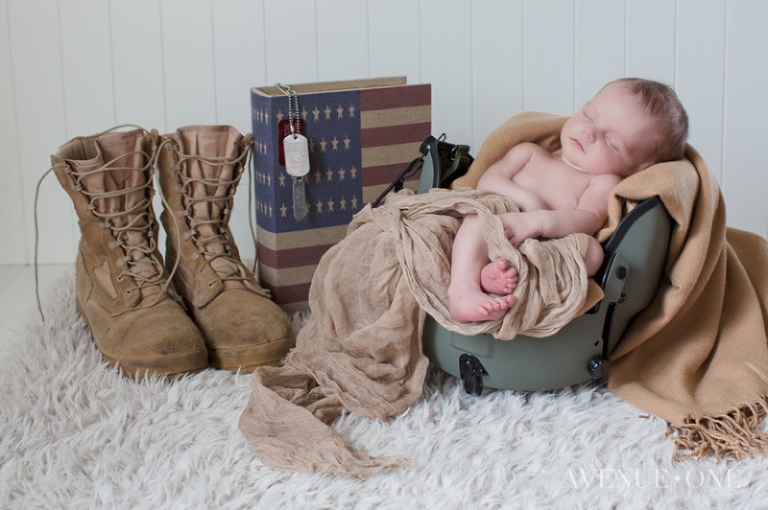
left=507, top=143, right=555, bottom=166
left=511, top=142, right=548, bottom=156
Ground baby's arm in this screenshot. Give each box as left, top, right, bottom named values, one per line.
left=476, top=143, right=547, bottom=212
left=499, top=174, right=619, bottom=245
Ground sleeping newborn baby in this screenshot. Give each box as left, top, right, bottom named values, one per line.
left=448, top=77, right=688, bottom=323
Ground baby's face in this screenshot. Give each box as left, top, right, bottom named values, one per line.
left=560, top=82, right=659, bottom=177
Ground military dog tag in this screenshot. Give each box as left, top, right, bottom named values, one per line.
left=291, top=176, right=308, bottom=221
left=284, top=133, right=310, bottom=178
left=284, top=134, right=310, bottom=221
left=277, top=83, right=310, bottom=221
left=277, top=117, right=306, bottom=166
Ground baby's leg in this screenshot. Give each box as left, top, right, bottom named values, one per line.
left=448, top=214, right=517, bottom=323
left=584, top=237, right=604, bottom=276
left=480, top=259, right=518, bottom=295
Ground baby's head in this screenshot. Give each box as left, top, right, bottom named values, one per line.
left=560, top=78, right=688, bottom=177
left=612, top=77, right=689, bottom=163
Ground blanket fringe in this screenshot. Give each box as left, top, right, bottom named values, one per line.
left=668, top=397, right=768, bottom=461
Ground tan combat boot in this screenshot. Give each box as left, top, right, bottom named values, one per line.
left=51, top=128, right=209, bottom=378
left=156, top=125, right=293, bottom=372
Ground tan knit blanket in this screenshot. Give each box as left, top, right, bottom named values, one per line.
left=239, top=185, right=594, bottom=478
left=456, top=111, right=768, bottom=461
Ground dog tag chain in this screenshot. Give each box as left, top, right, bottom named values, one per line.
left=278, top=83, right=310, bottom=221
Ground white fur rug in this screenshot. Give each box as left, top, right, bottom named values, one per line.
left=2, top=273, right=766, bottom=509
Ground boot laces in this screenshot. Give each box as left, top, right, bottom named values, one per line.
left=69, top=151, right=174, bottom=297
left=164, top=140, right=262, bottom=291
left=34, top=125, right=182, bottom=322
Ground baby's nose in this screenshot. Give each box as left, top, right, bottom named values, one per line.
left=583, top=125, right=596, bottom=142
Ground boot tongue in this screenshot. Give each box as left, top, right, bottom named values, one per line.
left=72, top=130, right=162, bottom=295
left=177, top=127, right=243, bottom=280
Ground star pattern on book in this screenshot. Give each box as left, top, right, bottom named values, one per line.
left=270, top=193, right=360, bottom=218
left=252, top=86, right=429, bottom=232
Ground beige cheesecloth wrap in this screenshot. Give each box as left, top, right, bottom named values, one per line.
left=239, top=184, right=593, bottom=477
left=241, top=111, right=768, bottom=477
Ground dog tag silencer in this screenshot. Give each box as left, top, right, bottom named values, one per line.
left=277, top=118, right=307, bottom=166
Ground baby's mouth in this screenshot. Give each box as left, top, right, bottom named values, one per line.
left=570, top=137, right=584, bottom=152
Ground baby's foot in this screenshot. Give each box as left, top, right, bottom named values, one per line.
left=448, top=284, right=517, bottom=323
left=480, top=259, right=518, bottom=295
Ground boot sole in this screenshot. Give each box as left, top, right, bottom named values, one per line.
left=76, top=300, right=210, bottom=379
left=208, top=335, right=293, bottom=373
left=100, top=350, right=210, bottom=379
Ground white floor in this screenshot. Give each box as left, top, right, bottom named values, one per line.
left=0, top=264, right=74, bottom=360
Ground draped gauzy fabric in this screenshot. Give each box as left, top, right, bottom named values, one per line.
left=240, top=185, right=592, bottom=478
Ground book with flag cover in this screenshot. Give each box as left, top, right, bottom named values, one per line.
left=251, top=77, right=432, bottom=312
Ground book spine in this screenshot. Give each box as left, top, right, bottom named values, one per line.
left=251, top=90, right=279, bottom=234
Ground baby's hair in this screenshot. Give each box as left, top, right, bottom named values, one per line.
left=610, top=78, right=689, bottom=163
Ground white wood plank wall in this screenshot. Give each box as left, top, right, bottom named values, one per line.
left=1, top=0, right=767, bottom=265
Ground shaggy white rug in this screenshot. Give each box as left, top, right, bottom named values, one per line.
left=2, top=272, right=767, bottom=509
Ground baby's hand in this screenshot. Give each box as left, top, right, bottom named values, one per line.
left=514, top=189, right=547, bottom=212
left=499, top=212, right=544, bottom=245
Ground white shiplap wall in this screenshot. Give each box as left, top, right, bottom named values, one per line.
left=1, top=0, right=767, bottom=265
